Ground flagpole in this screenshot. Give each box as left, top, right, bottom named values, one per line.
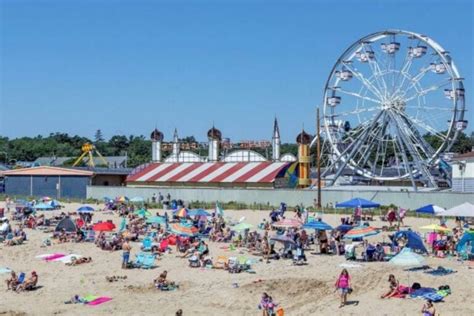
left=317, top=107, right=322, bottom=209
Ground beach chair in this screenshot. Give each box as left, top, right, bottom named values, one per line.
left=141, top=254, right=156, bottom=269
left=142, top=237, right=152, bottom=251
left=214, top=256, right=228, bottom=269
left=134, top=253, right=146, bottom=268
left=17, top=272, right=26, bottom=285
left=188, top=255, right=200, bottom=268
left=344, top=245, right=356, bottom=261
left=228, top=257, right=240, bottom=273
left=84, top=230, right=95, bottom=242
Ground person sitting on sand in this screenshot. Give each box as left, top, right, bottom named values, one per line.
left=259, top=292, right=277, bottom=316
left=422, top=300, right=436, bottom=316
left=58, top=229, right=68, bottom=243
left=5, top=271, right=18, bottom=291
left=335, top=269, right=351, bottom=308
left=154, top=270, right=169, bottom=289
left=381, top=274, right=399, bottom=298
left=16, top=271, right=38, bottom=292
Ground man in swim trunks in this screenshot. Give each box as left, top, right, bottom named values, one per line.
left=122, top=238, right=132, bottom=269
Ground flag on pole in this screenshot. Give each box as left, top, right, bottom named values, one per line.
left=216, top=202, right=224, bottom=217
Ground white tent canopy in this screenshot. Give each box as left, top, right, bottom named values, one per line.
left=437, top=202, right=474, bottom=217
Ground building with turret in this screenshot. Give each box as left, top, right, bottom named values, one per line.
left=126, top=119, right=302, bottom=189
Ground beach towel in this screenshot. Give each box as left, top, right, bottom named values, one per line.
left=82, top=295, right=99, bottom=303
left=54, top=254, right=84, bottom=264
left=424, top=267, right=456, bottom=276
left=0, top=267, right=12, bottom=274
left=87, top=297, right=112, bottom=306
left=45, top=254, right=66, bottom=261
left=422, top=292, right=444, bottom=302
left=410, top=288, right=436, bottom=298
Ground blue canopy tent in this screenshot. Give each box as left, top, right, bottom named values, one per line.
left=393, top=230, right=427, bottom=253
left=336, top=198, right=380, bottom=209
left=415, top=204, right=445, bottom=215
left=188, top=209, right=211, bottom=217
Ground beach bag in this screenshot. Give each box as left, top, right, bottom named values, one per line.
left=276, top=307, right=284, bottom=316
left=347, top=287, right=353, bottom=294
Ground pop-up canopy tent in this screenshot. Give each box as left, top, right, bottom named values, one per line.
left=336, top=198, right=380, bottom=208
left=437, top=202, right=474, bottom=217
left=456, top=231, right=474, bottom=253
left=393, top=230, right=427, bottom=253
left=415, top=204, right=445, bottom=215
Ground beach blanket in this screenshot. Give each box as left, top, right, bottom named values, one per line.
left=87, top=297, right=112, bottom=306
left=82, top=295, right=99, bottom=303
left=424, top=267, right=457, bottom=276
left=410, top=287, right=436, bottom=299
left=0, top=267, right=12, bottom=274
left=404, top=265, right=431, bottom=272
left=36, top=253, right=66, bottom=261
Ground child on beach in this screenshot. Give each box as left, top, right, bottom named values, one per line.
left=259, top=292, right=277, bottom=316
left=335, top=269, right=351, bottom=308
left=422, top=300, right=436, bottom=316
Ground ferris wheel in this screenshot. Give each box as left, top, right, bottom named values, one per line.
left=322, top=30, right=467, bottom=187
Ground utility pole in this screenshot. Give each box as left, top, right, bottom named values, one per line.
left=316, top=107, right=322, bottom=208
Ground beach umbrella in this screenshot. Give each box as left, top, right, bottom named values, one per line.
left=169, top=223, right=198, bottom=237
left=134, top=209, right=151, bottom=217
left=233, top=222, right=253, bottom=231
left=393, top=231, right=428, bottom=253
left=389, top=247, right=425, bottom=267
left=146, top=216, right=166, bottom=224
left=415, top=204, right=445, bottom=215
left=77, top=205, right=95, bottom=213
left=92, top=222, right=116, bottom=232
left=130, top=196, right=145, bottom=203
left=270, top=234, right=296, bottom=244
left=436, top=202, right=474, bottom=217
left=42, top=196, right=52, bottom=202
left=336, top=198, right=380, bottom=209
left=419, top=224, right=450, bottom=232
left=188, top=209, right=211, bottom=217
left=344, top=225, right=380, bottom=239
left=303, top=220, right=333, bottom=231
left=335, top=224, right=353, bottom=232
left=175, top=208, right=188, bottom=218
left=115, top=196, right=129, bottom=203
left=34, top=203, right=54, bottom=210
left=272, top=218, right=303, bottom=229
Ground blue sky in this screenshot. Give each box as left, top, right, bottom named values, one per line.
left=0, top=0, right=472, bottom=143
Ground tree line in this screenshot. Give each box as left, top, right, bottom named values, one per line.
left=0, top=130, right=472, bottom=169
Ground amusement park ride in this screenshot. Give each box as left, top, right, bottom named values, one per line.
left=312, top=30, right=467, bottom=191
left=72, top=143, right=108, bottom=167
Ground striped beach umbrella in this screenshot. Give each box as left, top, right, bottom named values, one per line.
left=115, top=196, right=129, bottom=203
left=419, top=224, right=450, bottom=233
left=175, top=208, right=188, bottom=218
left=169, top=223, right=198, bottom=237
left=344, top=225, right=380, bottom=239
left=272, top=218, right=303, bottom=229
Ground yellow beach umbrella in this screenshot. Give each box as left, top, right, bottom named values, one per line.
left=419, top=224, right=450, bottom=232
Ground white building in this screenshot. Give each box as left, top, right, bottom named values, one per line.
left=451, top=152, right=474, bottom=193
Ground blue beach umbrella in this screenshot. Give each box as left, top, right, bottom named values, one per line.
left=303, top=220, right=333, bottom=231
left=77, top=205, right=95, bottom=213
left=188, top=209, right=211, bottom=217
left=336, top=198, right=380, bottom=209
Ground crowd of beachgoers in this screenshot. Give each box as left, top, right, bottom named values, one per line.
left=1, top=196, right=473, bottom=315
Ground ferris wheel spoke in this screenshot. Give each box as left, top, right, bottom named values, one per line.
left=342, top=62, right=385, bottom=100
left=403, top=78, right=452, bottom=103
left=326, top=106, right=379, bottom=119
left=391, top=54, right=414, bottom=98
left=336, top=89, right=382, bottom=105
left=405, top=105, right=453, bottom=111
left=397, top=66, right=432, bottom=98
left=360, top=43, right=389, bottom=99
left=395, top=109, right=448, bottom=142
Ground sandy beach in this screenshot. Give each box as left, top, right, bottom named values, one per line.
left=1, top=202, right=473, bottom=316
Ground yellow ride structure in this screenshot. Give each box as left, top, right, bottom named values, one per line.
left=72, top=143, right=108, bottom=167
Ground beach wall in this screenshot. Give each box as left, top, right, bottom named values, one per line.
left=87, top=186, right=474, bottom=209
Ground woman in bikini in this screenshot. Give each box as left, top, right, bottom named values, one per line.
left=381, top=274, right=399, bottom=298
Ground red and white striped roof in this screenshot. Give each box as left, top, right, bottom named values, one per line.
left=127, top=162, right=290, bottom=184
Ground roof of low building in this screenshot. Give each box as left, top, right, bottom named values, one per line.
left=1, top=166, right=94, bottom=176
left=452, top=151, right=474, bottom=161
left=127, top=162, right=291, bottom=184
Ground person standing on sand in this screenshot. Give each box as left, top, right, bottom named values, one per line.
left=122, top=238, right=132, bottom=269
left=422, top=300, right=436, bottom=316
left=335, top=269, right=351, bottom=308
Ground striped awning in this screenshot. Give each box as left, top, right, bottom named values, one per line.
left=127, top=162, right=290, bottom=184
